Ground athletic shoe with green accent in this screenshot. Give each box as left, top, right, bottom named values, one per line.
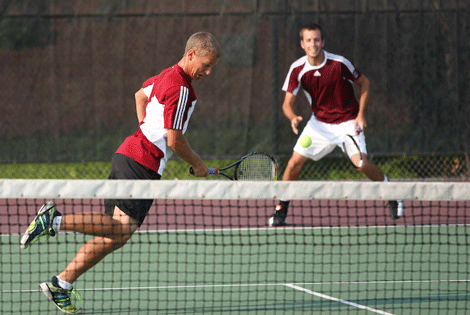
left=40, top=277, right=83, bottom=314
left=20, top=200, right=61, bottom=249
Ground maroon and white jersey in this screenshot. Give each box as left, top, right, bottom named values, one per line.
left=282, top=51, right=362, bottom=124
left=116, top=64, right=197, bottom=175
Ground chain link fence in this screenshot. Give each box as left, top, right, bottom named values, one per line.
left=1, top=153, right=468, bottom=181
left=1, top=1, right=469, bottom=181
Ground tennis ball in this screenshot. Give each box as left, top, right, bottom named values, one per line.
left=299, top=135, right=312, bottom=148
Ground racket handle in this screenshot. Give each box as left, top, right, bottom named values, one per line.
left=189, top=167, right=218, bottom=176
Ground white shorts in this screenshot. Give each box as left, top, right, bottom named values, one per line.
left=293, top=115, right=367, bottom=161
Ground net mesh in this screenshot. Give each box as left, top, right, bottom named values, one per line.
left=1, top=179, right=469, bottom=314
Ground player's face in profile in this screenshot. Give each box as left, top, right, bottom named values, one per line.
left=189, top=52, right=219, bottom=81
left=301, top=29, right=324, bottom=60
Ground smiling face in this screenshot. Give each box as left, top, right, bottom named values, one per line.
left=300, top=29, right=325, bottom=63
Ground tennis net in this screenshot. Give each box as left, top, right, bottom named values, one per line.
left=1, top=179, right=469, bottom=314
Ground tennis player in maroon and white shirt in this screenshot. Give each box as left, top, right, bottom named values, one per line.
left=21, top=32, right=221, bottom=314
left=269, top=24, right=404, bottom=227
left=117, top=64, right=198, bottom=176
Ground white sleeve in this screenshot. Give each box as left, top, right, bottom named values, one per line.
left=143, top=83, right=154, bottom=98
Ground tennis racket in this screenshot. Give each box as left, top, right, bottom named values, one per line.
left=343, top=135, right=363, bottom=168
left=190, top=152, right=279, bottom=180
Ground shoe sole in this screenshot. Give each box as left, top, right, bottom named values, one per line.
left=40, top=282, right=54, bottom=300
left=268, top=216, right=286, bottom=227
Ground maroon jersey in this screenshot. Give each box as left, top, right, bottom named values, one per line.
left=283, top=51, right=362, bottom=124
left=116, top=64, right=196, bottom=174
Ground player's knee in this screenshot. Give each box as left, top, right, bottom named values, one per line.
left=356, top=164, right=366, bottom=173
left=287, top=157, right=305, bottom=171
left=110, top=224, right=137, bottom=247
left=285, top=163, right=300, bottom=177
left=356, top=158, right=380, bottom=177
left=110, top=232, right=133, bottom=249
left=355, top=158, right=368, bottom=172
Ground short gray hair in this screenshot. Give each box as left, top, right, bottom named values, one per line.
left=184, top=32, right=222, bottom=58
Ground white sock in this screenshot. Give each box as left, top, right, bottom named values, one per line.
left=383, top=175, right=389, bottom=182
left=56, top=276, right=72, bottom=290
left=52, top=216, right=62, bottom=232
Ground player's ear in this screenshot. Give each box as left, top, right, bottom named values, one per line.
left=187, top=49, right=196, bottom=61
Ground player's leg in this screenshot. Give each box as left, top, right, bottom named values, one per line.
left=341, top=123, right=405, bottom=220
left=40, top=206, right=139, bottom=314
left=58, top=211, right=138, bottom=237
left=37, top=154, right=159, bottom=313
left=21, top=202, right=139, bottom=248
left=283, top=151, right=309, bottom=181
left=269, top=119, right=336, bottom=226
left=357, top=154, right=385, bottom=181
left=269, top=152, right=308, bottom=227
left=58, top=206, right=139, bottom=283
left=357, top=159, right=404, bottom=219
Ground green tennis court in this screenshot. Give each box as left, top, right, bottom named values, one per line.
left=2, top=180, right=469, bottom=314
left=2, top=225, right=469, bottom=314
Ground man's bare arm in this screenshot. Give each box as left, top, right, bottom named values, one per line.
left=135, top=88, right=148, bottom=123
left=355, top=74, right=370, bottom=131
left=282, top=92, right=302, bottom=135
left=167, top=129, right=209, bottom=177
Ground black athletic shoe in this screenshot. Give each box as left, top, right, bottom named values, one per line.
left=389, top=200, right=405, bottom=219
left=269, top=205, right=288, bottom=227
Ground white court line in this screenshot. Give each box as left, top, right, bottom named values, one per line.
left=285, top=283, right=395, bottom=315
left=4, top=223, right=468, bottom=237
left=3, top=279, right=470, bottom=293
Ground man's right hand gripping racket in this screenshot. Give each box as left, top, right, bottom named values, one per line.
left=190, top=152, right=279, bottom=181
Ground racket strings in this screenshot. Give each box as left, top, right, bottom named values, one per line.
left=236, top=155, right=277, bottom=180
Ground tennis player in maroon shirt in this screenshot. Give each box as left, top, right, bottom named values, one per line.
left=269, top=24, right=404, bottom=227
left=21, top=32, right=221, bottom=314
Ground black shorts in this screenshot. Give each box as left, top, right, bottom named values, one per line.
left=104, top=154, right=161, bottom=226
